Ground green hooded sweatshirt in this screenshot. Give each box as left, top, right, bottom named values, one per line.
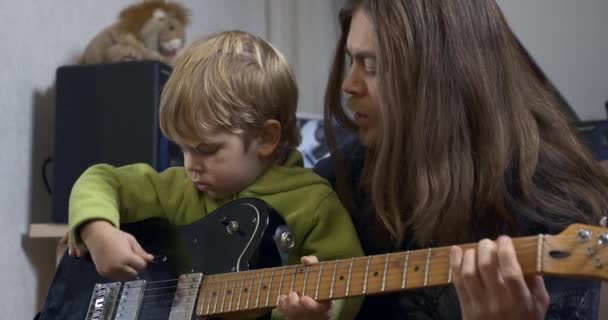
left=69, top=150, right=363, bottom=319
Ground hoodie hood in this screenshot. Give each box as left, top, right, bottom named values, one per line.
left=243, top=150, right=330, bottom=196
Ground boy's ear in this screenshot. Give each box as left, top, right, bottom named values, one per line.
left=257, top=119, right=281, bottom=157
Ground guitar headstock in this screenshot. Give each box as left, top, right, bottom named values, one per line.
left=542, top=223, right=608, bottom=281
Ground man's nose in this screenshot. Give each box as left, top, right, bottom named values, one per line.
left=342, top=67, right=366, bottom=96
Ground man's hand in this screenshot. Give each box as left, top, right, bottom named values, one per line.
left=450, top=236, right=549, bottom=320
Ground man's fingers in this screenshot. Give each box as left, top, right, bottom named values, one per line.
left=525, top=275, right=549, bottom=306
left=496, top=236, right=530, bottom=301
left=449, top=245, right=472, bottom=309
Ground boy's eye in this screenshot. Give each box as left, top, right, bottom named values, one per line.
left=195, top=145, right=219, bottom=155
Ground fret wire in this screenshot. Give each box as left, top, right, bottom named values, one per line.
left=345, top=257, right=355, bottom=296
left=315, top=263, right=324, bottom=300
left=381, top=253, right=389, bottom=292
left=290, top=265, right=297, bottom=293
left=302, top=265, right=309, bottom=297
left=266, top=269, right=275, bottom=307
left=205, top=279, right=213, bottom=314
left=228, top=278, right=237, bottom=312
left=213, top=279, right=220, bottom=314
left=198, top=282, right=207, bottom=315
left=220, top=281, right=229, bottom=312
left=330, top=260, right=338, bottom=299
left=424, top=248, right=432, bottom=286
left=237, top=273, right=245, bottom=310
left=276, top=266, right=287, bottom=305
left=363, top=255, right=372, bottom=294
left=402, top=251, right=410, bottom=289
left=255, top=269, right=265, bottom=308
left=246, top=270, right=255, bottom=309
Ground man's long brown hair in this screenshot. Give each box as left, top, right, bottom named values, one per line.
left=325, top=0, right=608, bottom=246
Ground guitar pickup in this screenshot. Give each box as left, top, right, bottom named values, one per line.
left=114, top=280, right=147, bottom=320
left=85, top=282, right=121, bottom=320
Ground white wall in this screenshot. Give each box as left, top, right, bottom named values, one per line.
left=497, top=0, right=608, bottom=121
left=0, top=2, right=135, bottom=317
left=0, top=0, right=272, bottom=318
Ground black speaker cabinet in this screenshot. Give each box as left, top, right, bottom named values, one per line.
left=52, top=61, right=183, bottom=223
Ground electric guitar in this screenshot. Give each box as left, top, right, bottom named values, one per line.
left=37, top=198, right=608, bottom=319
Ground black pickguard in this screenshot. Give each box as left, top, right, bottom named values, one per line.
left=36, top=198, right=290, bottom=320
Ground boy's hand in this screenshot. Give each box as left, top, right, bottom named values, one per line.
left=61, top=231, right=87, bottom=257
left=277, top=256, right=332, bottom=320
left=80, top=220, right=154, bottom=281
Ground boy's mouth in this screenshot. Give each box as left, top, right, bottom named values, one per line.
left=194, top=182, right=209, bottom=192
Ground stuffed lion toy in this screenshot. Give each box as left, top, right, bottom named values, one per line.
left=80, top=0, right=190, bottom=66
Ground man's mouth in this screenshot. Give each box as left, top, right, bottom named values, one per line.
left=353, top=112, right=371, bottom=127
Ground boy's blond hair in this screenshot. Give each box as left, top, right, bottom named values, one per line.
left=160, top=30, right=300, bottom=153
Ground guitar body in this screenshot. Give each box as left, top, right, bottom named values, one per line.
left=37, top=198, right=291, bottom=320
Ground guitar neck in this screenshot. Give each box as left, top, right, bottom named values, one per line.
left=196, top=236, right=542, bottom=316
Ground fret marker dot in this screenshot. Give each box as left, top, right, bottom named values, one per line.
left=227, top=290, right=232, bottom=295
left=263, top=285, right=267, bottom=290
left=414, top=266, right=419, bottom=272
left=212, top=292, right=217, bottom=296
left=244, top=288, right=248, bottom=292
left=339, top=276, right=344, bottom=281
left=373, top=271, right=379, bottom=277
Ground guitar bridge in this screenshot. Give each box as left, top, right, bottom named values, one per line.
left=85, top=282, right=121, bottom=320
left=114, top=280, right=147, bottom=320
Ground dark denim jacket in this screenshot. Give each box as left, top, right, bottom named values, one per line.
left=314, top=139, right=601, bottom=319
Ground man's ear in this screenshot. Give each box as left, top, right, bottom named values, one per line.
left=257, top=119, right=281, bottom=157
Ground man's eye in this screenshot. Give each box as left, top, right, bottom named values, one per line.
left=364, top=60, right=376, bottom=74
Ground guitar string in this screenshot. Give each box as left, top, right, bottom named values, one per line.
left=96, top=236, right=596, bottom=313
left=120, top=238, right=579, bottom=293
left=129, top=237, right=556, bottom=288
left=110, top=241, right=571, bottom=309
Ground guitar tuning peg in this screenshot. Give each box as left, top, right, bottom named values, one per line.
left=600, top=216, right=607, bottom=228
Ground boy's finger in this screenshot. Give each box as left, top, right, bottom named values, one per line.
left=60, top=232, right=69, bottom=245
left=120, top=265, right=139, bottom=280
left=301, top=255, right=319, bottom=265
left=300, top=296, right=330, bottom=312
left=126, top=253, right=148, bottom=271
left=128, top=236, right=154, bottom=262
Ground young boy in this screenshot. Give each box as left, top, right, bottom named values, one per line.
left=68, top=31, right=363, bottom=319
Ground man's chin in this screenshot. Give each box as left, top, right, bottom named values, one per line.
left=358, top=131, right=377, bottom=148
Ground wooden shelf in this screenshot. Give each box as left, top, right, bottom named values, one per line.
left=29, top=223, right=69, bottom=238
